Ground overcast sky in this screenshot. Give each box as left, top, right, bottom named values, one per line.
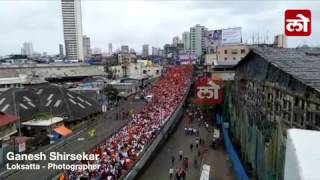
left=0, top=0, right=319, bottom=55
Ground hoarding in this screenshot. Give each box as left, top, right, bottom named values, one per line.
left=205, top=27, right=242, bottom=51
left=221, top=27, right=242, bottom=44
left=206, top=30, right=222, bottom=48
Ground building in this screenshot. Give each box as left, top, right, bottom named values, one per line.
left=216, top=44, right=250, bottom=64
left=152, top=47, right=159, bottom=56
left=121, top=45, right=129, bottom=53
left=142, top=44, right=149, bottom=57
left=229, top=47, right=320, bottom=180
left=21, top=42, right=33, bottom=56
left=59, top=44, right=64, bottom=58
left=108, top=43, right=113, bottom=54
left=172, top=36, right=181, bottom=45
left=109, top=60, right=163, bottom=79
left=61, top=0, right=84, bottom=61
left=92, top=48, right=102, bottom=55
left=274, top=34, right=287, bottom=48
left=83, top=35, right=92, bottom=60
left=182, top=31, right=190, bottom=51
left=190, top=24, right=207, bottom=57
left=129, top=48, right=135, bottom=54
left=117, top=53, right=136, bottom=64
left=158, top=49, right=164, bottom=57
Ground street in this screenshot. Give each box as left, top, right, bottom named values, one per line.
left=139, top=107, right=234, bottom=180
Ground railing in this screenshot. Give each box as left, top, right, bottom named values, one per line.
left=216, top=114, right=249, bottom=180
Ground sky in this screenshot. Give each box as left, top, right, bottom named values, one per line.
left=0, top=0, right=319, bottom=55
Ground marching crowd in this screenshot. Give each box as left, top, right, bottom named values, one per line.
left=65, top=65, right=192, bottom=180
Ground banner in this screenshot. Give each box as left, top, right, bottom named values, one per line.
left=222, top=27, right=242, bottom=44
left=193, top=76, right=223, bottom=105
left=206, top=30, right=222, bottom=48
left=205, top=27, right=242, bottom=52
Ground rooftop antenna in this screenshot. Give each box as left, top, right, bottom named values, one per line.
left=266, top=30, right=269, bottom=44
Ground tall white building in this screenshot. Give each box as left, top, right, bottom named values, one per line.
left=21, top=42, right=33, bottom=56
left=182, top=31, right=190, bottom=51
left=190, top=24, right=207, bottom=57
left=83, top=35, right=91, bottom=59
left=108, top=43, right=113, bottom=54
left=142, top=44, right=149, bottom=57
left=61, top=0, right=84, bottom=61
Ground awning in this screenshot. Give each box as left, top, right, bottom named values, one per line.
left=54, top=125, right=72, bottom=137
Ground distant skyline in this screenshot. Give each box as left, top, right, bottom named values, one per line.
left=0, top=0, right=319, bottom=55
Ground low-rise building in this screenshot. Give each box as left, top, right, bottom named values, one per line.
left=229, top=47, right=320, bottom=179
left=216, top=44, right=250, bottom=64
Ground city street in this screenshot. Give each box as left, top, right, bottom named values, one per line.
left=1, top=97, right=145, bottom=180
left=139, top=107, right=234, bottom=180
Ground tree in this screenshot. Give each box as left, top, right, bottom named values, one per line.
left=104, top=85, right=119, bottom=101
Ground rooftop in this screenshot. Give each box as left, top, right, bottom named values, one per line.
left=243, top=47, right=320, bottom=92
left=0, top=85, right=100, bottom=122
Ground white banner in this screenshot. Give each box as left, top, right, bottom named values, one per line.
left=222, top=27, right=242, bottom=44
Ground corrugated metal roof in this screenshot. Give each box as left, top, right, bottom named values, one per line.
left=252, top=47, right=320, bottom=92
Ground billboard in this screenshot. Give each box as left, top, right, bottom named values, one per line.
left=221, top=27, right=242, bottom=44
left=206, top=30, right=222, bottom=48
left=206, top=27, right=242, bottom=52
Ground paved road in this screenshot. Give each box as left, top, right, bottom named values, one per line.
left=2, top=98, right=145, bottom=180
left=139, top=109, right=234, bottom=180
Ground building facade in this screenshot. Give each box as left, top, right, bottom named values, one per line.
left=121, top=45, right=129, bottom=53
left=273, top=34, right=287, bottom=48
left=190, top=24, right=207, bottom=57
left=59, top=44, right=64, bottom=58
left=172, top=36, right=181, bottom=45
left=142, top=44, right=149, bottom=57
left=83, top=35, right=91, bottom=60
left=152, top=47, right=159, bottom=56
left=61, top=0, right=84, bottom=61
left=108, top=43, right=113, bottom=54
left=21, top=42, right=33, bottom=56
left=229, top=47, right=320, bottom=179
left=216, top=44, right=250, bottom=65
left=182, top=31, right=190, bottom=51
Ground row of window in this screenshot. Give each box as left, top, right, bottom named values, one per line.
left=220, top=49, right=246, bottom=55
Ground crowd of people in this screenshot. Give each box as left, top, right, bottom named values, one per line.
left=65, top=65, right=192, bottom=180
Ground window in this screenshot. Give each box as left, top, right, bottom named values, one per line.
left=224, top=50, right=228, bottom=54
left=241, top=49, right=246, bottom=54
left=233, top=57, right=237, bottom=60
left=231, top=50, right=238, bottom=54
left=224, top=57, right=227, bottom=61
left=294, top=97, right=299, bottom=106
left=293, top=113, right=298, bottom=123
left=316, top=114, right=320, bottom=126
